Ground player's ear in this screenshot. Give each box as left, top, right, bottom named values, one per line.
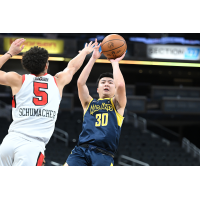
left=45, top=64, right=48, bottom=70
left=97, top=88, right=99, bottom=94
left=46, top=61, right=49, bottom=68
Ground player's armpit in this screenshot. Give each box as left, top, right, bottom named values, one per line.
left=112, top=96, right=126, bottom=117
left=114, top=83, right=127, bottom=109
left=0, top=71, right=22, bottom=87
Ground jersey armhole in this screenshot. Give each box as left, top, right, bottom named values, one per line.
left=53, top=77, right=58, bottom=87
left=110, top=98, right=124, bottom=127
left=22, top=74, right=25, bottom=84
left=53, top=76, right=62, bottom=99
left=12, top=74, right=25, bottom=97
left=12, top=95, right=16, bottom=108
left=83, top=98, right=93, bottom=116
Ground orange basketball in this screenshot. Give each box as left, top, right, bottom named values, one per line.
left=101, top=34, right=127, bottom=59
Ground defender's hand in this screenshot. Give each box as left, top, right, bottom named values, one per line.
left=79, top=41, right=96, bottom=55
left=92, top=39, right=102, bottom=60
left=8, top=38, right=26, bottom=56
left=109, top=52, right=126, bottom=63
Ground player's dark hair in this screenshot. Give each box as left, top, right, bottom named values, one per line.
left=21, top=46, right=49, bottom=75
left=96, top=72, right=113, bottom=87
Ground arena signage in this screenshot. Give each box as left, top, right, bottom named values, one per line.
left=147, top=45, right=200, bottom=60
left=4, top=37, right=64, bottom=54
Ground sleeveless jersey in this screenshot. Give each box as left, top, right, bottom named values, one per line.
left=8, top=73, right=61, bottom=146
left=78, top=98, right=124, bottom=154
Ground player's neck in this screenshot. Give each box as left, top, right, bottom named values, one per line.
left=99, top=95, right=113, bottom=99
left=33, top=71, right=48, bottom=77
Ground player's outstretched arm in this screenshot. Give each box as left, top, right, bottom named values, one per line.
left=109, top=53, right=127, bottom=114
left=0, top=39, right=25, bottom=89
left=77, top=39, right=101, bottom=110
left=54, top=41, right=96, bottom=90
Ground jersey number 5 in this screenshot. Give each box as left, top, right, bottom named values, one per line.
left=95, top=113, right=108, bottom=127
left=33, top=82, right=48, bottom=106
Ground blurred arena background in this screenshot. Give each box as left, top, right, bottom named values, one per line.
left=1, top=33, right=200, bottom=166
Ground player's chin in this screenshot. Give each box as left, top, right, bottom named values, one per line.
left=102, top=92, right=112, bottom=98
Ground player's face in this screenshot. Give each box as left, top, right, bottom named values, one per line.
left=97, top=77, right=115, bottom=98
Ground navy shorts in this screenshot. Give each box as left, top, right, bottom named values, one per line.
left=66, top=145, right=114, bottom=166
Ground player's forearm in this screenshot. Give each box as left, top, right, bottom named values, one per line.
left=111, top=62, right=125, bottom=88
left=77, top=57, right=96, bottom=85
left=64, top=51, right=88, bottom=75
left=0, top=53, right=11, bottom=70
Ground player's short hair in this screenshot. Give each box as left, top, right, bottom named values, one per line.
left=96, top=72, right=113, bottom=87
left=21, top=46, right=49, bottom=75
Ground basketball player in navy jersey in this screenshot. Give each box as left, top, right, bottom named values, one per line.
left=65, top=39, right=126, bottom=166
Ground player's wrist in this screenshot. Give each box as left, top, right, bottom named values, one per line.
left=6, top=52, right=13, bottom=57
left=91, top=57, right=97, bottom=62
left=111, top=61, right=119, bottom=66
left=79, top=50, right=87, bottom=56
left=82, top=49, right=91, bottom=55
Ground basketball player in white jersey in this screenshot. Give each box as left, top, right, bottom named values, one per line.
left=0, top=38, right=96, bottom=166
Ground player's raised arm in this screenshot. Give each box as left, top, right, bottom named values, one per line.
left=77, top=39, right=101, bottom=110
left=109, top=53, right=127, bottom=112
left=54, top=41, right=96, bottom=90
left=0, top=38, right=25, bottom=90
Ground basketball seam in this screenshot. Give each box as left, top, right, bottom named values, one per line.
left=117, top=48, right=126, bottom=58
left=102, top=43, right=126, bottom=53
left=101, top=39, right=125, bottom=47
left=110, top=43, right=127, bottom=59
left=117, top=44, right=127, bottom=57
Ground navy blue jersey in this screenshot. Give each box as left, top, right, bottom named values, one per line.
left=78, top=98, right=124, bottom=154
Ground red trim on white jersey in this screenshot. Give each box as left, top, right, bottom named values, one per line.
left=22, top=74, right=25, bottom=84
left=53, top=77, right=58, bottom=87
left=12, top=95, right=16, bottom=108
left=36, top=152, right=44, bottom=166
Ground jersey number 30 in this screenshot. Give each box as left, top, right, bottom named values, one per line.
left=95, top=113, right=108, bottom=127
left=33, top=82, right=48, bottom=106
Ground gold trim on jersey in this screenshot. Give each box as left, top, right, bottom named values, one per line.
left=84, top=98, right=93, bottom=116
left=110, top=163, right=113, bottom=166
left=110, top=98, right=124, bottom=127
left=97, top=98, right=111, bottom=100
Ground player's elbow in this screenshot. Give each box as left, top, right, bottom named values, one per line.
left=67, top=61, right=77, bottom=74
left=117, top=82, right=125, bottom=90
left=77, top=78, right=84, bottom=87
left=69, top=60, right=79, bottom=73
left=68, top=60, right=74, bottom=68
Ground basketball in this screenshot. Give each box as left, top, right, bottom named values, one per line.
left=101, top=34, right=127, bottom=59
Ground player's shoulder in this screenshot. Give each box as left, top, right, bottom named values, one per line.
left=7, top=71, right=22, bottom=84
left=111, top=97, right=121, bottom=109
left=7, top=71, right=21, bottom=78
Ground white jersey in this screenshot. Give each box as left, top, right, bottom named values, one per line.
left=8, top=73, right=61, bottom=147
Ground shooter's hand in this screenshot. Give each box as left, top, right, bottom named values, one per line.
left=109, top=52, right=126, bottom=63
